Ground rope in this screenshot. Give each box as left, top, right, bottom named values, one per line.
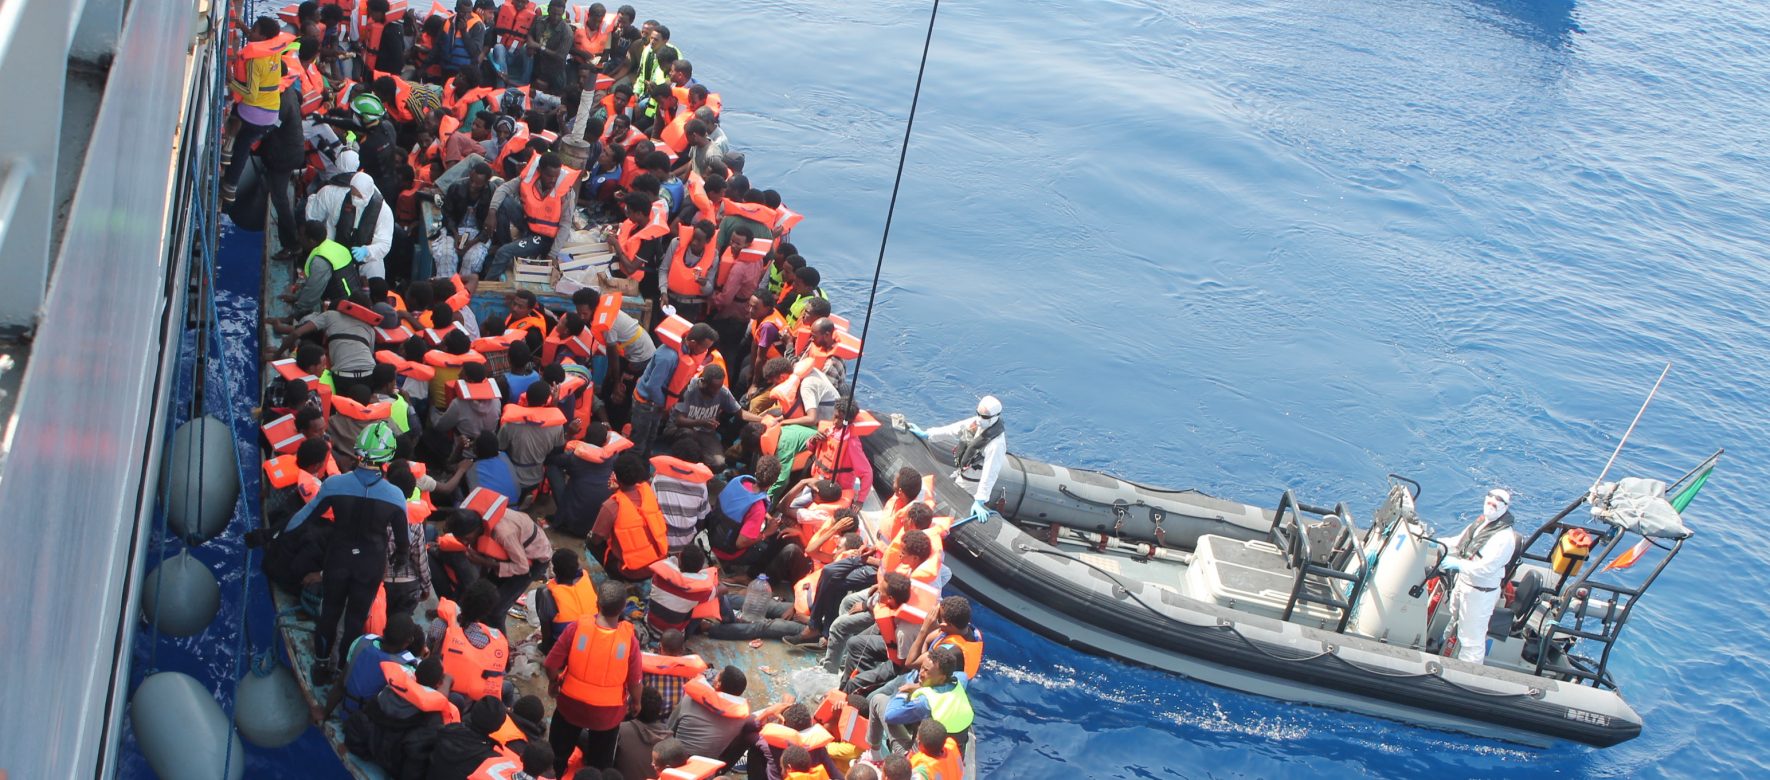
left=840, top=0, right=942, bottom=407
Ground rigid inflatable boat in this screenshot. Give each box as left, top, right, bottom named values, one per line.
left=863, top=424, right=1717, bottom=747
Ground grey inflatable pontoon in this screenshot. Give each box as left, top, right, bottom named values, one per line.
left=864, top=424, right=1717, bottom=747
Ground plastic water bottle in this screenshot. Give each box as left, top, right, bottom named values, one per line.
left=741, top=575, right=772, bottom=622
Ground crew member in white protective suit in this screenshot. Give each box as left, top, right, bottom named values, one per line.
left=1438, top=488, right=1517, bottom=664
left=305, top=155, right=394, bottom=280
left=898, top=395, right=1007, bottom=525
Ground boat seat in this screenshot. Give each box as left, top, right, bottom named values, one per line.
left=1183, top=534, right=1343, bottom=626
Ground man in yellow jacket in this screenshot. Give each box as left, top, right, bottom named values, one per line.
left=223, top=16, right=294, bottom=201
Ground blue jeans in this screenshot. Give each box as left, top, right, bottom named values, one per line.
left=491, top=44, right=532, bottom=86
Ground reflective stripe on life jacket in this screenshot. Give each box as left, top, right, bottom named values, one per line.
left=453, top=379, right=500, bottom=401
left=376, top=323, right=416, bottom=344
left=262, top=413, right=305, bottom=454
left=560, top=618, right=635, bottom=706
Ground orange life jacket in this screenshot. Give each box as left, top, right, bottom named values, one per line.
left=666, top=225, right=717, bottom=299
left=500, top=404, right=567, bottom=427
left=608, top=484, right=668, bottom=572
left=749, top=310, right=788, bottom=362
left=930, top=627, right=985, bottom=681
left=422, top=349, right=487, bottom=368
left=650, top=455, right=713, bottom=484
left=718, top=241, right=768, bottom=288
left=462, top=487, right=524, bottom=561
left=375, top=350, right=436, bottom=382
left=436, top=598, right=508, bottom=701
left=784, top=767, right=831, bottom=780
left=640, top=652, right=709, bottom=679
left=381, top=661, right=461, bottom=723
left=775, top=205, right=805, bottom=236
left=493, top=121, right=531, bottom=173
left=338, top=299, right=384, bottom=326
left=493, top=1, right=536, bottom=47
left=262, top=413, right=307, bottom=454
left=298, top=61, right=325, bottom=116
left=559, top=617, right=635, bottom=706
left=565, top=433, right=633, bottom=464
left=488, top=714, right=527, bottom=749
left=332, top=395, right=394, bottom=422
left=658, top=756, right=727, bottom=780
left=467, top=752, right=523, bottom=780
left=542, top=323, right=596, bottom=365
left=263, top=455, right=323, bottom=505
left=813, top=690, right=871, bottom=750
left=452, top=379, right=500, bottom=402
left=519, top=154, right=580, bottom=238
left=683, top=676, right=750, bottom=718
left=722, top=200, right=778, bottom=228
left=423, top=323, right=458, bottom=346
left=881, top=475, right=938, bottom=542
left=895, top=575, right=943, bottom=627
left=586, top=291, right=623, bottom=344
left=376, top=322, right=416, bottom=345
left=760, top=723, right=835, bottom=751
left=545, top=574, right=597, bottom=628
left=907, top=739, right=964, bottom=780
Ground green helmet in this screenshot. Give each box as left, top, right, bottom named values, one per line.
left=350, top=93, right=386, bottom=120
left=355, top=421, right=397, bottom=465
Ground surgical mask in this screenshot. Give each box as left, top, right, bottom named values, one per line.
left=1483, top=496, right=1508, bottom=521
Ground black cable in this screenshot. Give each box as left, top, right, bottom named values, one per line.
left=842, top=0, right=941, bottom=406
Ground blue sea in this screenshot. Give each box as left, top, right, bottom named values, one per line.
left=125, top=0, right=1770, bottom=776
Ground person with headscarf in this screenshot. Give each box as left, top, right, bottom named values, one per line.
left=897, top=396, right=1007, bottom=525
left=1437, top=488, right=1518, bottom=664
left=306, top=158, right=395, bottom=279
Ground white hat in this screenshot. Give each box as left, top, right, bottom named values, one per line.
left=976, top=395, right=1002, bottom=419
left=336, top=148, right=361, bottom=173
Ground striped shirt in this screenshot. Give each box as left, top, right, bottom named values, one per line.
left=652, top=474, right=710, bottom=550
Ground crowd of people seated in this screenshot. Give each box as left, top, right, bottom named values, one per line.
left=239, top=1, right=982, bottom=778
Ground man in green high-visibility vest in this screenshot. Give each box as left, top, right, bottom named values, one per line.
left=282, top=219, right=362, bottom=316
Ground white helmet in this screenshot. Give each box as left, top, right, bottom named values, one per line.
left=976, top=395, right=1003, bottom=420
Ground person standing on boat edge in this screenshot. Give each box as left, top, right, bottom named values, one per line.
left=1436, top=488, right=1518, bottom=665
left=283, top=423, right=410, bottom=684
left=897, top=396, right=1007, bottom=525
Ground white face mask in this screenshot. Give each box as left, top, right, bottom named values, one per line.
left=1483, top=496, right=1508, bottom=521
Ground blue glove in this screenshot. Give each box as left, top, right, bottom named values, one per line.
left=350, top=246, right=368, bottom=263
left=968, top=500, right=991, bottom=524
left=908, top=423, right=927, bottom=440
left=1439, top=557, right=1464, bottom=573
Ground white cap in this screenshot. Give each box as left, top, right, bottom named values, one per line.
left=336, top=148, right=361, bottom=173
left=976, top=395, right=1002, bottom=419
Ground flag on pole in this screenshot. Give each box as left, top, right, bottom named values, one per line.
left=1669, top=460, right=1714, bottom=513
left=1604, top=538, right=1651, bottom=572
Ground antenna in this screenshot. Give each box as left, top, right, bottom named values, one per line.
left=1588, top=362, right=1672, bottom=494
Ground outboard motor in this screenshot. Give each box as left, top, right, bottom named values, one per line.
left=1350, top=483, right=1435, bottom=648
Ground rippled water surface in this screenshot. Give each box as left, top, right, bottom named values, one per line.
left=130, top=0, right=1770, bottom=776
left=692, top=0, right=1769, bottom=776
